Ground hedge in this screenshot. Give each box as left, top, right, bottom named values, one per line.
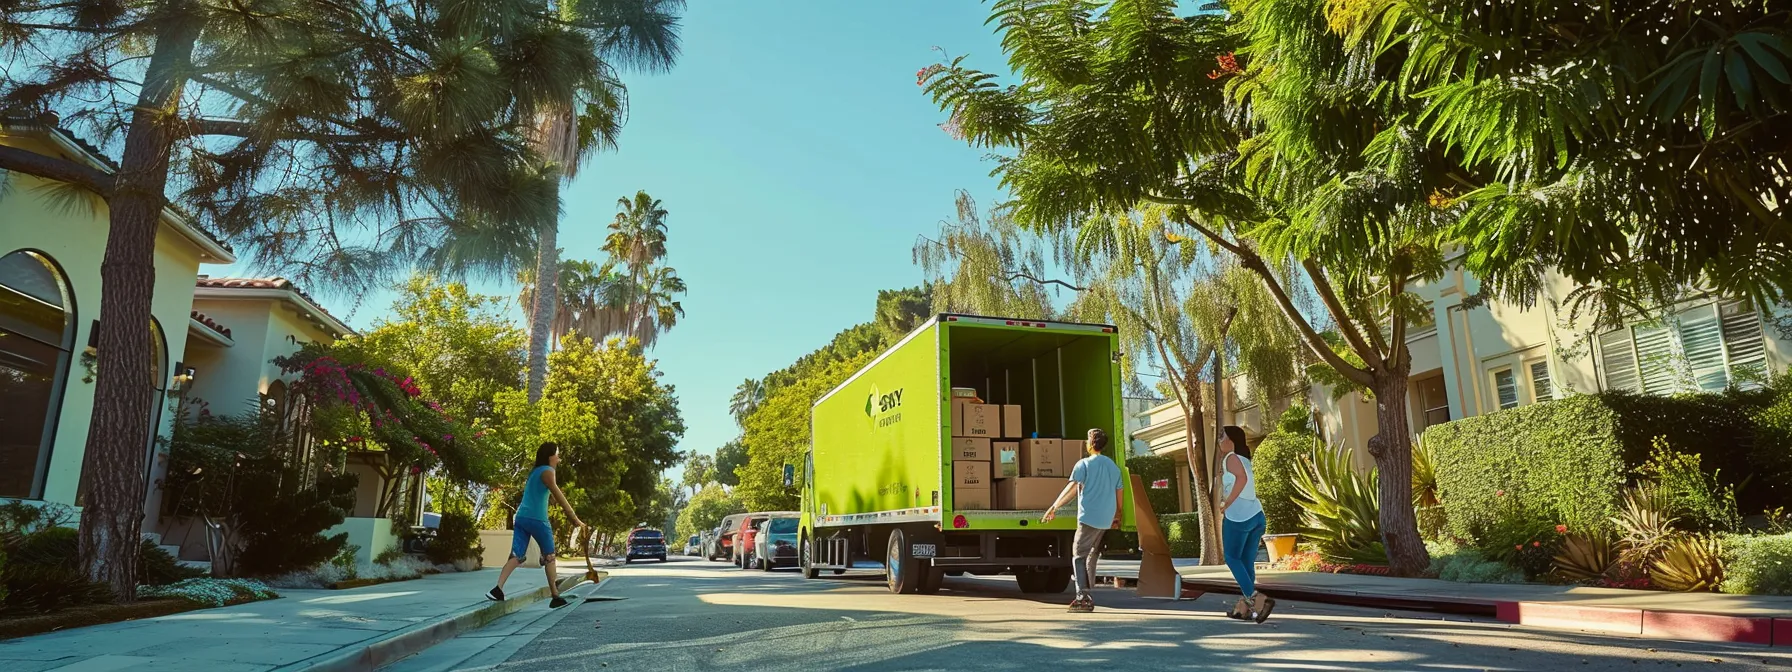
left=1422, top=390, right=1776, bottom=544
left=1127, top=453, right=1182, bottom=517
left=1253, top=431, right=1313, bottom=535
left=1160, top=512, right=1202, bottom=558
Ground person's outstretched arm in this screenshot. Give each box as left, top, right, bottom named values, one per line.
left=541, top=468, right=586, bottom=529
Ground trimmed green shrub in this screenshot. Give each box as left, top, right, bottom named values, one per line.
left=1126, top=453, right=1181, bottom=517
left=140, top=540, right=206, bottom=586
left=1253, top=431, right=1314, bottom=535
left=425, top=511, right=483, bottom=565
left=233, top=469, right=358, bottom=577
left=1719, top=533, right=1792, bottom=595
left=1423, top=391, right=1771, bottom=546
left=1, top=526, right=112, bottom=615
left=1748, top=388, right=1792, bottom=510
left=1426, top=540, right=1524, bottom=584
left=1160, top=512, right=1202, bottom=558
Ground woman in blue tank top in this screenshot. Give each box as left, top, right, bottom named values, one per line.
left=487, top=442, right=585, bottom=609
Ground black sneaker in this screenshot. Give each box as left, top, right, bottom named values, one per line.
left=549, top=596, right=570, bottom=609
left=1067, top=596, right=1094, bottom=613
left=486, top=587, right=504, bottom=602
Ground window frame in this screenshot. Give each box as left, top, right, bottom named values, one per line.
left=1491, top=367, right=1519, bottom=410
left=0, top=249, right=77, bottom=500
left=1527, top=359, right=1553, bottom=403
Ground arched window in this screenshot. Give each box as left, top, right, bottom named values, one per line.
left=0, top=250, right=75, bottom=499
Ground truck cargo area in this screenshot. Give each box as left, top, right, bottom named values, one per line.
left=944, top=319, right=1116, bottom=441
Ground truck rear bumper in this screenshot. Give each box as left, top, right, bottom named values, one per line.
left=931, top=556, right=1071, bottom=568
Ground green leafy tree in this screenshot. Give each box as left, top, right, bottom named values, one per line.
left=676, top=483, right=744, bottom=543
left=0, top=0, right=613, bottom=596
left=737, top=353, right=876, bottom=511
left=680, top=451, right=717, bottom=495
left=922, top=0, right=1446, bottom=573
left=714, top=440, right=748, bottom=487
left=875, top=286, right=934, bottom=341
left=361, top=276, right=526, bottom=425
left=913, top=191, right=1060, bottom=320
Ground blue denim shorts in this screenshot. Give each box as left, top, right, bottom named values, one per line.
left=511, top=516, right=556, bottom=560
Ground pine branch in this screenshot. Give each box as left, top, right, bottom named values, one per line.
left=1005, top=272, right=1083, bottom=291
left=0, top=143, right=115, bottom=197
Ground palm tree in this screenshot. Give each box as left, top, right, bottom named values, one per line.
left=520, top=1, right=684, bottom=403
left=730, top=378, right=765, bottom=426
left=605, top=191, right=671, bottom=271
left=518, top=259, right=633, bottom=350
left=627, top=264, right=686, bottom=348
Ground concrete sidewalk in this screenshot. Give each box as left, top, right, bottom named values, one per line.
left=1099, top=559, right=1792, bottom=646
left=0, top=567, right=576, bottom=672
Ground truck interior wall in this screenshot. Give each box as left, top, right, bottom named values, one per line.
left=944, top=328, right=1115, bottom=443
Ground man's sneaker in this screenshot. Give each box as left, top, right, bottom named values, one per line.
left=1066, top=596, right=1094, bottom=613
left=485, top=587, right=504, bottom=602
left=549, top=596, right=570, bottom=609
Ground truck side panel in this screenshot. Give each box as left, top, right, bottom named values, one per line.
left=811, top=326, right=942, bottom=523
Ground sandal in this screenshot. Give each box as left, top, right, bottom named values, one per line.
left=1225, top=597, right=1250, bottom=620
left=1253, top=596, right=1277, bottom=623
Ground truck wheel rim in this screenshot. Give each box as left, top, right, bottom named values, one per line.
left=886, top=537, right=900, bottom=588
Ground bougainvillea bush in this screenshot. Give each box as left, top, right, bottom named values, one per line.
left=276, top=342, right=499, bottom=514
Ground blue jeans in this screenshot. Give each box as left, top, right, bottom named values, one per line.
left=511, top=516, right=556, bottom=561
left=1222, top=512, right=1266, bottom=597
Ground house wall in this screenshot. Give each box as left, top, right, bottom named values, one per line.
left=182, top=297, right=336, bottom=419
left=0, top=137, right=209, bottom=512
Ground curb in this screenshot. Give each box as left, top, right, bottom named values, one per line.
left=1176, top=576, right=1497, bottom=617
left=1495, top=601, right=1787, bottom=647
left=1178, top=576, right=1787, bottom=647
left=277, top=574, right=589, bottom=672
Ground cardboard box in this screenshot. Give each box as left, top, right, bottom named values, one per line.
left=994, top=441, right=1020, bottom=479
left=1062, top=439, right=1087, bottom=471
left=1001, top=405, right=1024, bottom=438
left=998, top=477, right=1070, bottom=510
left=960, top=403, right=999, bottom=437
left=952, top=437, right=992, bottom=462
left=954, top=484, right=992, bottom=510
left=954, top=461, right=993, bottom=510
left=951, top=400, right=967, bottom=435
left=1019, top=438, right=1063, bottom=477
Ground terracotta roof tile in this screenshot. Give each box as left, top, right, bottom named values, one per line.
left=189, top=310, right=233, bottom=339
left=194, top=276, right=352, bottom=336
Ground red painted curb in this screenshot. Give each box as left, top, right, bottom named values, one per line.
left=1513, top=603, right=1643, bottom=635
left=1774, top=619, right=1792, bottom=647
left=1495, top=601, right=1519, bottom=623
left=1643, top=611, right=1772, bottom=646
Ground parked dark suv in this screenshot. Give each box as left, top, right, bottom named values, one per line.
left=625, top=528, right=668, bottom=564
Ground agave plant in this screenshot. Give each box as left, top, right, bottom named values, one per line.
left=1552, top=530, right=1618, bottom=582
left=1650, top=534, right=1725, bottom=592
left=1410, top=438, right=1447, bottom=540
left=1290, top=444, right=1386, bottom=564
left=1612, top=482, right=1677, bottom=561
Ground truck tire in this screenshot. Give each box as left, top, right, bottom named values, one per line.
left=1016, top=567, right=1072, bottom=594
left=884, top=528, right=923, bottom=594
left=801, top=536, right=820, bottom=579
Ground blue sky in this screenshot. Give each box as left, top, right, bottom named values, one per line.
left=272, top=2, right=1018, bottom=458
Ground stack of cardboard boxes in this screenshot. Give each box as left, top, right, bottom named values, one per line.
left=950, top=389, right=1091, bottom=511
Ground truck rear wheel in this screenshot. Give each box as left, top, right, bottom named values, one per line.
left=1016, top=567, right=1072, bottom=594
left=884, top=528, right=923, bottom=594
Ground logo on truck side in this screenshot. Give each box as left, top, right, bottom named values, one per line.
left=865, top=385, right=904, bottom=430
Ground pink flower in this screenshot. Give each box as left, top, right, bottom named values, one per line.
left=1532, top=541, right=1541, bottom=548
left=1496, top=490, right=1506, bottom=497
left=1515, top=544, right=1523, bottom=551
left=1556, top=524, right=1568, bottom=535
left=410, top=465, right=422, bottom=475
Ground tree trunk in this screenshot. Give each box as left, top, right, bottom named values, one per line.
left=78, top=11, right=202, bottom=600
left=1210, top=346, right=1227, bottom=549
left=1369, top=365, right=1430, bottom=576
left=1180, top=380, right=1223, bottom=565
left=524, top=217, right=560, bottom=402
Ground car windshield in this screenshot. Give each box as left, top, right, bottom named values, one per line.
left=631, top=531, right=662, bottom=541
left=767, top=518, right=798, bottom=534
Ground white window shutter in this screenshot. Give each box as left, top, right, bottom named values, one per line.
left=1633, top=322, right=1678, bottom=394
left=1676, top=306, right=1728, bottom=392
left=1721, top=300, right=1768, bottom=388
left=1530, top=361, right=1553, bottom=402
left=1599, top=329, right=1641, bottom=393
left=1494, top=369, right=1519, bottom=410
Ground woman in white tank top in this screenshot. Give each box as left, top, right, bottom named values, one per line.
left=1218, top=425, right=1275, bottom=622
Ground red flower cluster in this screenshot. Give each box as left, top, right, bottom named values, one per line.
left=1555, top=524, right=1568, bottom=534
left=1206, top=52, right=1241, bottom=79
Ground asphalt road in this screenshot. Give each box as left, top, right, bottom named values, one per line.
left=402, top=557, right=1792, bottom=671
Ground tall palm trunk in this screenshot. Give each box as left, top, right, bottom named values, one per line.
left=78, top=9, right=202, bottom=599
left=524, top=216, right=558, bottom=402
left=523, top=107, right=579, bottom=402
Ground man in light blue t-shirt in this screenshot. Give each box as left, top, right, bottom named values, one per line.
left=1043, top=428, right=1123, bottom=613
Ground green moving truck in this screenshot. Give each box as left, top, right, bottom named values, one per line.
left=798, top=314, right=1133, bottom=595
